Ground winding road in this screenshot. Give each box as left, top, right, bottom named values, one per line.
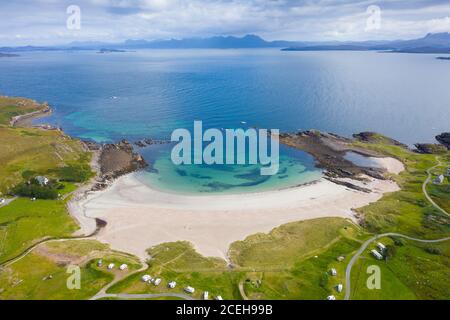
left=422, top=158, right=449, bottom=217
left=344, top=158, right=450, bottom=300
left=344, top=233, right=450, bottom=300
left=93, top=293, right=194, bottom=300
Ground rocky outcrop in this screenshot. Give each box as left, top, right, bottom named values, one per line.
left=134, top=138, right=171, bottom=148
left=99, top=140, right=148, bottom=180
left=279, top=130, right=387, bottom=185
left=436, top=133, right=450, bottom=150
left=353, top=132, right=408, bottom=148
left=414, top=143, right=447, bottom=154
left=325, top=178, right=372, bottom=193
left=85, top=140, right=148, bottom=191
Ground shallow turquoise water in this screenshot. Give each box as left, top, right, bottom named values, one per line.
left=137, top=143, right=321, bottom=194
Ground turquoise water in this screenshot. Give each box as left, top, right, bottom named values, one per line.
left=137, top=142, right=321, bottom=194
left=1, top=49, right=449, bottom=193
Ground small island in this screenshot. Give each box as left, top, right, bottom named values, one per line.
left=0, top=53, right=20, bottom=58
left=97, top=48, right=128, bottom=54
left=436, top=56, right=450, bottom=60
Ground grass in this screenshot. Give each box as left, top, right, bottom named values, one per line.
left=0, top=240, right=142, bottom=300
left=0, top=100, right=94, bottom=265
left=352, top=141, right=450, bottom=238
left=0, top=126, right=92, bottom=194
left=0, top=196, right=78, bottom=264
left=108, top=241, right=242, bottom=300
left=350, top=237, right=450, bottom=300
left=243, top=237, right=361, bottom=300
left=235, top=220, right=366, bottom=300
left=427, top=178, right=450, bottom=214
left=229, top=218, right=359, bottom=269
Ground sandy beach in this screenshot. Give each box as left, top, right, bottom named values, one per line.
left=69, top=157, right=404, bottom=261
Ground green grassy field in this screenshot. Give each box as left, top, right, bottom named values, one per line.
left=352, top=141, right=450, bottom=238
left=0, top=240, right=141, bottom=300
left=0, top=197, right=78, bottom=264
left=350, top=237, right=450, bottom=300
left=0, top=97, right=95, bottom=264
left=0, top=126, right=92, bottom=194
left=427, top=172, right=450, bottom=214
left=229, top=218, right=360, bottom=269
left=108, top=241, right=242, bottom=300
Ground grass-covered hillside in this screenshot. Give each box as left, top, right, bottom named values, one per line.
left=0, top=97, right=93, bottom=264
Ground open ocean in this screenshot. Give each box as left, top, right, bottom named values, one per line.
left=1, top=49, right=449, bottom=193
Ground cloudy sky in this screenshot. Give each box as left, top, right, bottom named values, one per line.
left=1, top=0, right=450, bottom=46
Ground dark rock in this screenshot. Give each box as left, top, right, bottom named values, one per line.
left=414, top=143, right=447, bottom=154
left=99, top=140, right=148, bottom=181
left=280, top=130, right=389, bottom=181
left=135, top=140, right=147, bottom=148
left=436, top=132, right=450, bottom=150
left=325, top=178, right=372, bottom=193
left=353, top=132, right=408, bottom=148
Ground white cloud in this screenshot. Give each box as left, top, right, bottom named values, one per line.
left=0, top=0, right=449, bottom=45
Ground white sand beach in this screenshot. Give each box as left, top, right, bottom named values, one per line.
left=69, top=157, right=404, bottom=261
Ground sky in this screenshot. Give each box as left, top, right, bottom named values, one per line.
left=1, top=0, right=450, bottom=46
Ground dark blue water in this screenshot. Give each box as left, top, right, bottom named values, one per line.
left=1, top=49, right=449, bottom=193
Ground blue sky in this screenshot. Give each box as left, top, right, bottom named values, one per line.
left=1, top=0, right=449, bottom=45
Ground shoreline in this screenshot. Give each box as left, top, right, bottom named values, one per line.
left=10, top=104, right=52, bottom=127
left=71, top=163, right=402, bottom=261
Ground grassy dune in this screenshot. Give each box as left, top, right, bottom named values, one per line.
left=229, top=218, right=358, bottom=269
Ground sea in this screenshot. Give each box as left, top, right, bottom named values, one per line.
left=1, top=49, right=449, bottom=193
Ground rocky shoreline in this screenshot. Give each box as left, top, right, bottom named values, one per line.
left=7, top=100, right=149, bottom=193
left=280, top=130, right=389, bottom=180
left=133, top=138, right=171, bottom=148
left=279, top=130, right=449, bottom=192
left=84, top=140, right=148, bottom=191
left=10, top=101, right=52, bottom=127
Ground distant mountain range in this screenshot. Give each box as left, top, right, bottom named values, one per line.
left=1, top=33, right=450, bottom=54
left=283, top=33, right=450, bottom=54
